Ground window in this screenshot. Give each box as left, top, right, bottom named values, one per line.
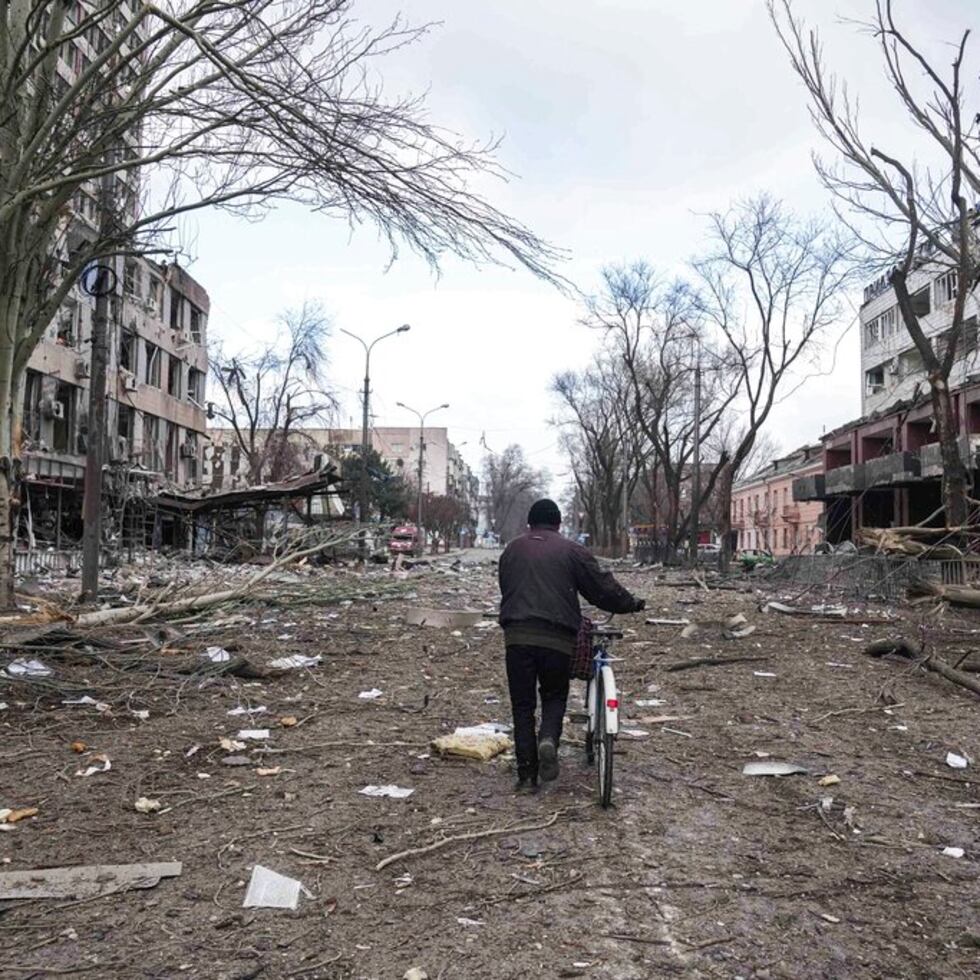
left=117, top=404, right=134, bottom=441
left=56, top=305, right=77, bottom=347
left=187, top=368, right=204, bottom=404
left=147, top=278, right=161, bottom=312
left=119, top=327, right=136, bottom=371
left=169, top=288, right=182, bottom=331
left=864, top=306, right=897, bottom=348
left=935, top=270, right=958, bottom=306
left=189, top=305, right=202, bottom=342
left=167, top=354, right=182, bottom=398
left=782, top=527, right=788, bottom=549
left=124, top=259, right=139, bottom=297
left=910, top=285, right=931, bottom=317
left=142, top=414, right=161, bottom=470
left=144, top=341, right=161, bottom=387
left=866, top=366, right=885, bottom=395
left=22, top=371, right=43, bottom=443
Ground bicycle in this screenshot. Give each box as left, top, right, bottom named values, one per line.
left=583, top=619, right=623, bottom=808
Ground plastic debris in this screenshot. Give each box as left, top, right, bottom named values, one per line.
left=818, top=774, right=841, bottom=787
left=75, top=754, right=111, bottom=777
left=269, top=654, right=322, bottom=670
left=359, top=688, right=384, bottom=700
left=130, top=709, right=150, bottom=721
left=942, top=846, right=965, bottom=859
left=134, top=797, right=161, bottom=814
left=753, top=671, right=777, bottom=677
left=227, top=705, right=267, bottom=717
left=0, top=863, right=181, bottom=901
left=3, top=658, right=52, bottom=678
left=62, top=696, right=110, bottom=712
left=202, top=646, right=231, bottom=663
left=242, top=865, right=310, bottom=910
left=946, top=751, right=969, bottom=769
left=742, top=761, right=808, bottom=777
left=359, top=785, right=414, bottom=799
left=237, top=729, right=269, bottom=740
left=456, top=916, right=484, bottom=927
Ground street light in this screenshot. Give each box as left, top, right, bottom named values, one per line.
left=340, top=324, right=410, bottom=554
left=396, top=400, right=449, bottom=555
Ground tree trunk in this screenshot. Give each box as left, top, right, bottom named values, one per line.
left=716, top=462, right=735, bottom=572
left=932, top=379, right=970, bottom=526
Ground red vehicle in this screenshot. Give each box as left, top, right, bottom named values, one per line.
left=389, top=524, right=421, bottom=555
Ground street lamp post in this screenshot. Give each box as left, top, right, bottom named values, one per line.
left=396, top=401, right=449, bottom=555
left=340, top=324, right=410, bottom=555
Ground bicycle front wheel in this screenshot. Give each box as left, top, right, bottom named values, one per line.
left=595, top=672, right=614, bottom=808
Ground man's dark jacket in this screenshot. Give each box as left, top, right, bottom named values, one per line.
left=498, top=527, right=641, bottom=650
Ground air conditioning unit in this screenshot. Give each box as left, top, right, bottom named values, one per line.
left=122, top=373, right=138, bottom=391
left=74, top=359, right=91, bottom=380
left=179, top=442, right=196, bottom=459
left=50, top=401, right=65, bottom=420
left=887, top=357, right=900, bottom=375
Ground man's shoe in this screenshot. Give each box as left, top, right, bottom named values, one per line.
left=538, top=738, right=559, bottom=782
left=514, top=777, right=539, bottom=795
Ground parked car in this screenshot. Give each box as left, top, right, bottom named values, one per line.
left=389, top=524, right=421, bottom=555
left=737, top=548, right=775, bottom=571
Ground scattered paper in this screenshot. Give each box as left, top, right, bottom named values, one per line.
left=753, top=671, right=777, bottom=678
left=635, top=698, right=666, bottom=707
left=946, top=751, right=969, bottom=769
left=75, top=754, right=111, bottom=777
left=620, top=728, right=650, bottom=738
left=359, top=784, right=414, bottom=799
left=237, top=729, right=269, bottom=741
left=942, top=846, right=964, bottom=859
left=269, top=654, right=322, bottom=670
left=242, top=865, right=310, bottom=910
left=227, top=705, right=267, bottom=717
left=130, top=709, right=150, bottom=721
left=62, top=696, right=110, bottom=712
left=742, top=761, right=808, bottom=777
left=456, top=916, right=484, bottom=927
left=359, top=688, right=384, bottom=700
left=220, top=737, right=247, bottom=752
left=134, top=797, right=161, bottom=814
left=202, top=646, right=231, bottom=663
left=3, top=658, right=52, bottom=678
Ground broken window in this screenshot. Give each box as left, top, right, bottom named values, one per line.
left=147, top=277, right=161, bottom=313
left=56, top=305, right=77, bottom=347
left=22, top=370, right=43, bottom=443
left=51, top=382, right=76, bottom=454
left=164, top=421, right=178, bottom=478
left=124, top=259, right=139, bottom=297
left=187, top=367, right=204, bottom=404
left=910, top=285, right=931, bottom=318
left=119, top=327, right=136, bottom=371
left=144, top=342, right=161, bottom=387
left=189, top=305, right=203, bottom=343
left=865, top=366, right=886, bottom=395
left=142, top=413, right=161, bottom=470
left=167, top=354, right=182, bottom=398
left=169, top=287, right=182, bottom=331
left=934, top=269, right=958, bottom=306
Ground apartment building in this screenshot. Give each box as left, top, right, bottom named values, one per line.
left=795, top=254, right=980, bottom=541
left=731, top=446, right=824, bottom=555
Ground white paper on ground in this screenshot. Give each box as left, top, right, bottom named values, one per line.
left=742, top=761, right=808, bottom=777
left=942, top=846, right=964, bottom=858
left=242, top=865, right=310, bottom=909
left=359, top=689, right=383, bottom=700
left=359, top=784, right=414, bottom=799
left=453, top=722, right=511, bottom=738
left=269, top=654, right=322, bottom=670
left=203, top=646, right=231, bottom=663
left=3, top=658, right=52, bottom=678
left=946, top=751, right=969, bottom=769
left=227, top=705, right=267, bottom=717
left=237, top=729, right=269, bottom=740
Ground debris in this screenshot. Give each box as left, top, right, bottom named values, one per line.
left=635, top=698, right=666, bottom=707
left=359, top=785, right=415, bottom=799
left=220, top=737, right=247, bottom=752
left=662, top=727, right=693, bottom=738
left=75, top=754, right=111, bottom=777
left=202, top=646, right=231, bottom=663
left=280, top=716, right=298, bottom=727
left=227, top=705, right=268, bottom=717
left=742, top=761, right=808, bottom=777
left=62, top=695, right=111, bottom=712
left=2, top=657, right=52, bottom=678
left=724, top=624, right=757, bottom=640
left=268, top=654, right=322, bottom=670
left=0, top=862, right=182, bottom=901
left=70, top=740, right=87, bottom=753
left=753, top=671, right=777, bottom=677
left=456, top=916, right=484, bottom=927
left=242, top=864, right=310, bottom=910
left=946, top=752, right=969, bottom=770
left=667, top=655, right=769, bottom=672
left=222, top=755, right=252, bottom=766
left=134, top=797, right=161, bottom=814
left=942, top=846, right=965, bottom=859
left=0, top=807, right=38, bottom=824
left=405, top=608, right=483, bottom=629
left=432, top=728, right=512, bottom=761
left=818, top=913, right=841, bottom=924
left=645, top=617, right=690, bottom=626
left=620, top=728, right=650, bottom=738
left=636, top=714, right=691, bottom=725
left=403, top=969, right=428, bottom=980
left=237, top=729, right=270, bottom=740
left=359, top=688, right=384, bottom=700
left=763, top=601, right=845, bottom=619
left=818, top=774, right=841, bottom=787
left=864, top=638, right=980, bottom=698
left=679, top=623, right=699, bottom=639
left=256, top=767, right=282, bottom=777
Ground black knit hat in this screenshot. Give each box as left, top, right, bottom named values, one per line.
left=527, top=498, right=561, bottom=527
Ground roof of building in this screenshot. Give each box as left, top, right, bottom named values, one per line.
left=733, top=444, right=823, bottom=490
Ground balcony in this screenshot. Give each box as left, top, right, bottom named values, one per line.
left=782, top=504, right=801, bottom=521
left=920, top=437, right=977, bottom=479
left=864, top=451, right=921, bottom=487
left=825, top=463, right=867, bottom=496
left=793, top=474, right=826, bottom=501
left=731, top=517, right=746, bottom=530
left=753, top=509, right=771, bottom=527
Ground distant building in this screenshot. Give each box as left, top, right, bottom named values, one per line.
left=731, top=445, right=824, bottom=554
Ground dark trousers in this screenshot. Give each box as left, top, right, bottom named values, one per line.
left=505, top=644, right=571, bottom=780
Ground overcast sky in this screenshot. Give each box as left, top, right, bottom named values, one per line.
left=188, top=0, right=979, bottom=495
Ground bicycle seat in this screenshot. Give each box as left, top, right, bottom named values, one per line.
left=592, top=628, right=623, bottom=639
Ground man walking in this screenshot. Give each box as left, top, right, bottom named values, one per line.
left=498, top=499, right=645, bottom=792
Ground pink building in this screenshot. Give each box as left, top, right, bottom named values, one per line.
left=731, top=445, right=824, bottom=555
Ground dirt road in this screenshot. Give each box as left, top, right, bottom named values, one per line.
left=1, top=558, right=977, bottom=978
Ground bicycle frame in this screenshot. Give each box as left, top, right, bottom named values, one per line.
left=586, top=634, right=619, bottom=736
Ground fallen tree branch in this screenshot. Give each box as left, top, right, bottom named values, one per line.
left=375, top=811, right=563, bottom=871
left=864, top=639, right=980, bottom=698
left=665, top=655, right=769, bottom=673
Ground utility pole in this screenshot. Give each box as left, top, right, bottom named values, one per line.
left=80, top=170, right=116, bottom=602
left=396, top=401, right=449, bottom=556
left=622, top=466, right=629, bottom=558
left=688, top=349, right=702, bottom=568
left=340, top=325, right=410, bottom=557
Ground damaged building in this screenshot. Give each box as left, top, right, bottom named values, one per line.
left=795, top=253, right=980, bottom=542
left=21, top=259, right=210, bottom=559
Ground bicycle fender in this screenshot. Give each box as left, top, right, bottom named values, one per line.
left=600, top=665, right=619, bottom=735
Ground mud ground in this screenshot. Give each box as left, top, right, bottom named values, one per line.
left=1, top=553, right=977, bottom=979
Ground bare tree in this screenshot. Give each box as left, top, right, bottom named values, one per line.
left=0, top=2, right=562, bottom=606
left=770, top=0, right=980, bottom=526
left=693, top=195, right=856, bottom=566
left=482, top=444, right=548, bottom=543
left=210, top=302, right=336, bottom=485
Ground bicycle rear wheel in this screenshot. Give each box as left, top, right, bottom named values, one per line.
left=595, top=672, right=614, bottom=807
